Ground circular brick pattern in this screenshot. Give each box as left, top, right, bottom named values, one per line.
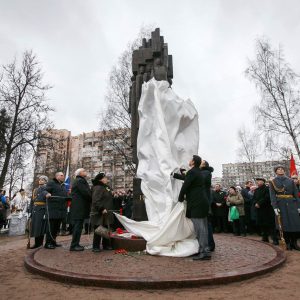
left=24, top=234, right=286, bottom=289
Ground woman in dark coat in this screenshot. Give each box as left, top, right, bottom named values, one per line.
left=90, top=172, right=114, bottom=252
left=253, top=178, right=278, bottom=244
left=30, top=175, right=49, bottom=249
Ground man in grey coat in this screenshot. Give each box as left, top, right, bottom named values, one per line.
left=269, top=165, right=300, bottom=250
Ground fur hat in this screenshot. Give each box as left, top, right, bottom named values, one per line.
left=92, top=172, right=106, bottom=185
left=39, top=175, right=48, bottom=182
left=274, top=165, right=286, bottom=173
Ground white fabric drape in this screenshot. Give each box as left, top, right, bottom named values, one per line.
left=116, top=79, right=200, bottom=257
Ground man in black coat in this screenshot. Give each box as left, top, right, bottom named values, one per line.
left=211, top=184, right=228, bottom=233
left=178, top=155, right=211, bottom=260
left=45, top=172, right=69, bottom=249
left=69, top=168, right=92, bottom=251
left=241, top=180, right=254, bottom=234
left=253, top=178, right=278, bottom=244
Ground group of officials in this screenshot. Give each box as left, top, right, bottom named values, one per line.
left=30, top=169, right=113, bottom=252
left=29, top=155, right=300, bottom=259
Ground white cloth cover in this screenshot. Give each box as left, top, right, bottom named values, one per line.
left=116, top=79, right=200, bottom=257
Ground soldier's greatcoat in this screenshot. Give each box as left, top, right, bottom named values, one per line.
left=269, top=175, right=300, bottom=232
left=30, top=185, right=48, bottom=237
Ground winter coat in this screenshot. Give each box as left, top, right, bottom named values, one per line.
left=226, top=192, right=245, bottom=216
left=178, top=167, right=210, bottom=219
left=70, top=176, right=92, bottom=220
left=212, top=190, right=227, bottom=217
left=30, top=185, right=48, bottom=237
left=45, top=178, right=69, bottom=219
left=269, top=175, right=300, bottom=232
left=90, top=182, right=114, bottom=226
left=252, top=184, right=275, bottom=228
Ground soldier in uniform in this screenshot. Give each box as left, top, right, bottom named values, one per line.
left=29, top=175, right=50, bottom=248
left=269, top=165, right=300, bottom=250
left=45, top=172, right=69, bottom=249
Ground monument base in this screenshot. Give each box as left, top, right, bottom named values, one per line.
left=110, top=235, right=146, bottom=252
left=24, top=234, right=286, bottom=289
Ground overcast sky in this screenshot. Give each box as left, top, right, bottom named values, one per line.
left=1, top=0, right=300, bottom=176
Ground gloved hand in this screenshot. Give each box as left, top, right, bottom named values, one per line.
left=274, top=208, right=280, bottom=216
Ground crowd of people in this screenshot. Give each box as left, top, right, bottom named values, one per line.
left=1, top=160, right=299, bottom=259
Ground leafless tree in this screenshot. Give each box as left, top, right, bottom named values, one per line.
left=4, top=145, right=30, bottom=198
left=246, top=38, right=300, bottom=162
left=0, top=50, right=53, bottom=187
left=237, top=126, right=261, bottom=179
left=99, top=25, right=154, bottom=176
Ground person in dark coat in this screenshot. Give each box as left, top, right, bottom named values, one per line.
left=44, top=172, right=69, bottom=249
left=211, top=184, right=228, bottom=233
left=90, top=172, right=114, bottom=252
left=253, top=178, right=278, bottom=244
left=29, top=175, right=49, bottom=248
left=269, top=166, right=300, bottom=250
left=200, top=160, right=215, bottom=252
left=69, top=168, right=92, bottom=251
left=178, top=155, right=211, bottom=260
left=241, top=181, right=255, bottom=234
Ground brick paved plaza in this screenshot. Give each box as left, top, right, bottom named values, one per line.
left=1, top=233, right=299, bottom=299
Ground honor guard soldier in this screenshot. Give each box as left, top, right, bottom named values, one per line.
left=269, top=165, right=300, bottom=250
left=29, top=175, right=49, bottom=248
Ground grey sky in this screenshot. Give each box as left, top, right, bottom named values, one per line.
left=1, top=0, right=300, bottom=176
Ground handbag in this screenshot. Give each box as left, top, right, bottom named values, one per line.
left=94, top=215, right=111, bottom=239
left=230, top=206, right=240, bottom=221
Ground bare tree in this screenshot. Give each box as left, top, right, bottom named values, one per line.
left=4, top=144, right=30, bottom=198
left=0, top=50, right=53, bottom=187
left=100, top=25, right=154, bottom=175
left=246, top=38, right=300, bottom=162
left=0, top=108, right=10, bottom=160
left=237, top=126, right=261, bottom=179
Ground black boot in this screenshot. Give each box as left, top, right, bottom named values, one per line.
left=290, top=238, right=300, bottom=251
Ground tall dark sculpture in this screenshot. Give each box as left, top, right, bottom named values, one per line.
left=129, top=28, right=173, bottom=221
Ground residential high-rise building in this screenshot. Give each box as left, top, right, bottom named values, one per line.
left=34, top=129, right=133, bottom=190
left=222, top=160, right=289, bottom=187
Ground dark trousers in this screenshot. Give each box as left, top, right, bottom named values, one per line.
left=34, top=236, right=44, bottom=247
left=70, top=219, right=84, bottom=248
left=208, top=221, right=215, bottom=250
left=46, top=219, right=61, bottom=245
left=215, top=215, right=228, bottom=232
left=233, top=216, right=246, bottom=236
left=92, top=225, right=110, bottom=250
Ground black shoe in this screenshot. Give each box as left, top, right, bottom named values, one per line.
left=54, top=243, right=62, bottom=247
left=262, top=237, right=269, bottom=243
left=190, top=252, right=200, bottom=257
left=44, top=244, right=55, bottom=249
left=193, top=253, right=211, bottom=261
left=92, top=248, right=101, bottom=253
left=272, top=240, right=279, bottom=246
left=103, top=246, right=113, bottom=250
left=70, top=245, right=84, bottom=251
left=209, top=247, right=215, bottom=252
left=287, top=243, right=293, bottom=251
left=291, top=241, right=300, bottom=251
left=30, top=244, right=42, bottom=249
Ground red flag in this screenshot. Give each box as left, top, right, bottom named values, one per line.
left=290, top=153, right=298, bottom=176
